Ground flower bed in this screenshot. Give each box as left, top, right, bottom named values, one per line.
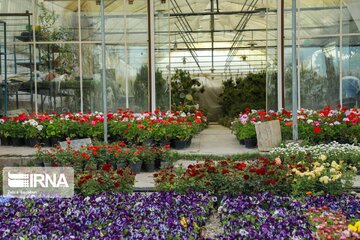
left=1, top=192, right=358, bottom=239
left=271, top=141, right=360, bottom=169
left=0, top=191, right=215, bottom=239
left=231, top=106, right=360, bottom=144
left=154, top=157, right=357, bottom=196
left=0, top=109, right=207, bottom=147
left=217, top=193, right=360, bottom=239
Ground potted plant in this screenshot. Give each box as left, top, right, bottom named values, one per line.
left=237, top=123, right=257, bottom=148
left=168, top=124, right=192, bottom=149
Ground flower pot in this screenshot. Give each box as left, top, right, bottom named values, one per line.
left=143, top=161, right=155, bottom=172
left=0, top=136, right=12, bottom=146
left=130, top=161, right=142, bottom=174
left=239, top=139, right=245, bottom=145
left=11, top=137, right=25, bottom=146
left=244, top=137, right=257, bottom=148
left=185, top=138, right=192, bottom=147
left=155, top=158, right=162, bottom=169
left=26, top=138, right=40, bottom=147
left=155, top=139, right=170, bottom=147
left=116, top=162, right=128, bottom=170
left=171, top=139, right=188, bottom=150
left=50, top=137, right=62, bottom=147
left=42, top=138, right=52, bottom=147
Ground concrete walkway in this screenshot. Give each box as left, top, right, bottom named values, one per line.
left=176, top=124, right=258, bottom=155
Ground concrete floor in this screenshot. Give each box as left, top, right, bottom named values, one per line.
left=0, top=125, right=359, bottom=190
left=175, top=124, right=259, bottom=155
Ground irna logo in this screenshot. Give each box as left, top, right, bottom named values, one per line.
left=7, top=172, right=69, bottom=188
left=3, top=167, right=74, bottom=198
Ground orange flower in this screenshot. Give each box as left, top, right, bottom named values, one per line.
left=306, top=191, right=312, bottom=195
left=285, top=122, right=293, bottom=127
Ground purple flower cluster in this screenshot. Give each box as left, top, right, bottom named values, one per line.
left=217, top=193, right=360, bottom=240
left=0, top=191, right=214, bottom=239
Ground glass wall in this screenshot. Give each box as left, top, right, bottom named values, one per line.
left=267, top=0, right=360, bottom=111
left=0, top=0, right=156, bottom=115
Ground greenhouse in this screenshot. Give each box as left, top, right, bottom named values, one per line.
left=0, top=1, right=360, bottom=239
left=0, top=0, right=359, bottom=118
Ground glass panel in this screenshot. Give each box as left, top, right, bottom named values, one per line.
left=343, top=0, right=360, bottom=34
left=81, top=43, right=128, bottom=113
left=32, top=43, right=80, bottom=113
left=0, top=0, right=33, bottom=114
left=80, top=0, right=127, bottom=42
left=155, top=5, right=170, bottom=111
left=128, top=46, right=148, bottom=112
left=299, top=6, right=340, bottom=37
left=299, top=37, right=340, bottom=109
left=34, top=0, right=78, bottom=42
left=342, top=36, right=360, bottom=108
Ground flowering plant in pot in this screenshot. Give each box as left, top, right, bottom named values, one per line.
left=75, top=164, right=135, bottom=196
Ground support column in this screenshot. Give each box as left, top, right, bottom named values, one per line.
left=277, top=0, right=285, bottom=110
left=148, top=0, right=156, bottom=112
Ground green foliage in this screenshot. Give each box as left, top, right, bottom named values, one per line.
left=171, top=69, right=204, bottom=109
left=219, top=71, right=266, bottom=117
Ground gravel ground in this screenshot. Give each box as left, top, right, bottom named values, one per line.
left=202, top=212, right=223, bottom=239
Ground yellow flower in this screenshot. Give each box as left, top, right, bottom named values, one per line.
left=319, top=176, right=330, bottom=184
left=180, top=217, right=188, bottom=228
left=331, top=161, right=338, bottom=168
left=320, top=154, right=327, bottom=161
left=313, top=162, right=320, bottom=167
left=348, top=221, right=360, bottom=233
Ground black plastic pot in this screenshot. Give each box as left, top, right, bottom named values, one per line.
left=244, top=137, right=257, bottom=148
left=26, top=138, right=40, bottom=147
left=130, top=161, right=142, bottom=174
left=42, top=138, right=52, bottom=147
left=50, top=137, right=62, bottom=146
left=0, top=136, right=12, bottom=146
left=239, top=139, right=245, bottom=145
left=143, top=161, right=155, bottom=172
left=12, top=137, right=25, bottom=146
left=171, top=139, right=188, bottom=149
left=185, top=138, right=192, bottom=147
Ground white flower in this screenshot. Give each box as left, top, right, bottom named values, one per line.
left=36, top=125, right=43, bottom=131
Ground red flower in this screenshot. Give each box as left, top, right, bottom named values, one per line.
left=243, top=174, right=250, bottom=180
left=164, top=145, right=170, bottom=149
left=255, top=167, right=266, bottom=176
left=265, top=179, right=277, bottom=185
left=234, top=162, right=246, bottom=171
left=101, top=164, right=112, bottom=172
left=114, top=181, right=120, bottom=188
left=313, top=126, right=321, bottom=133
left=97, top=178, right=105, bottom=183
left=221, top=169, right=229, bottom=175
